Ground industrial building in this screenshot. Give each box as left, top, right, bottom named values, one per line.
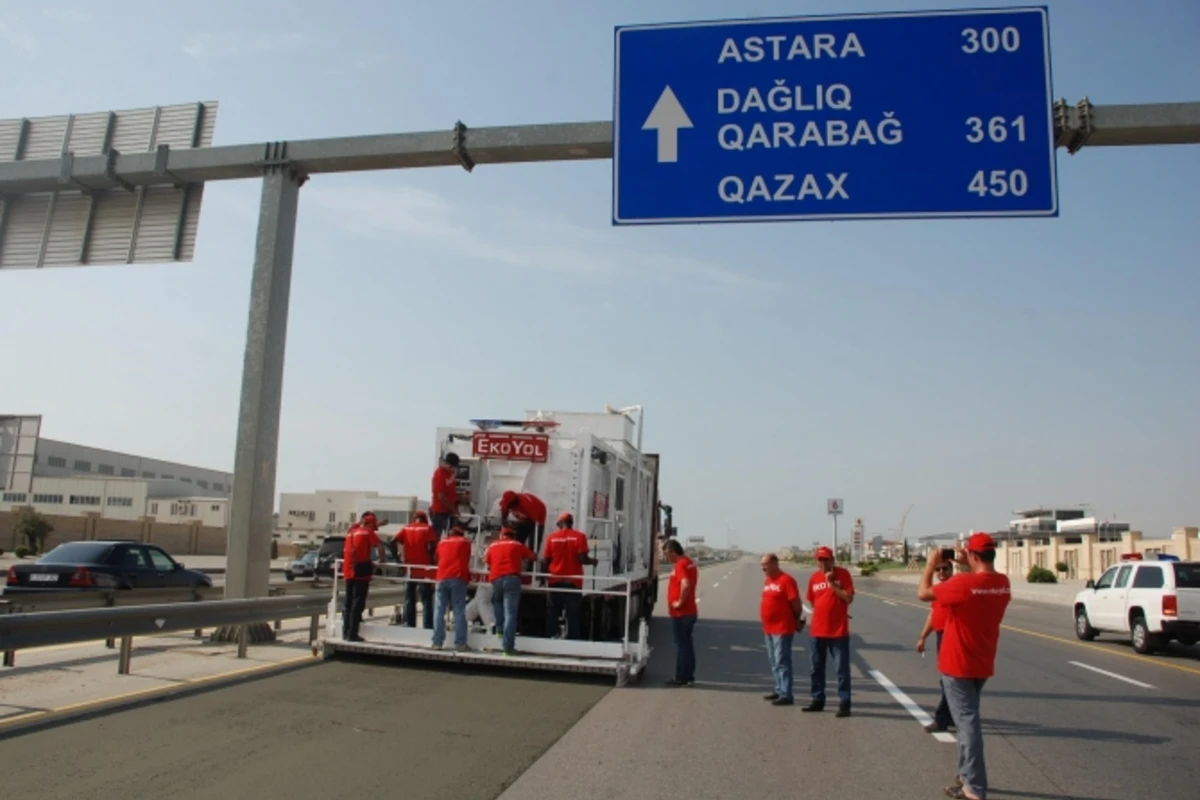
left=276, top=490, right=426, bottom=541
left=0, top=420, right=232, bottom=526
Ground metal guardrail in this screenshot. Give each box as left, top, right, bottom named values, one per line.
left=0, top=587, right=407, bottom=673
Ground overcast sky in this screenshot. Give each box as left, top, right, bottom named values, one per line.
left=1, top=0, right=1197, bottom=551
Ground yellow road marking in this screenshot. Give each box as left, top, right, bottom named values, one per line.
left=0, top=653, right=317, bottom=730
left=855, top=589, right=1200, bottom=679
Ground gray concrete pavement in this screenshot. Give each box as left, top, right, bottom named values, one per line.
left=0, top=656, right=610, bottom=800
left=2, top=558, right=1195, bottom=799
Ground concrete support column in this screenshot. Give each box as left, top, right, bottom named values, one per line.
left=224, top=165, right=305, bottom=602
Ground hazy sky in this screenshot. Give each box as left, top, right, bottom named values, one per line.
left=1, top=0, right=1197, bottom=551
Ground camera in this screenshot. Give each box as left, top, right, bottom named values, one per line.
left=941, top=547, right=956, bottom=562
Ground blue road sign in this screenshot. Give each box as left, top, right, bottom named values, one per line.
left=612, top=7, right=1057, bottom=225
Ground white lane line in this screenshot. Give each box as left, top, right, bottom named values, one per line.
left=869, top=669, right=956, bottom=744
left=713, top=582, right=720, bottom=588
left=1069, top=661, right=1155, bottom=689
left=883, top=600, right=898, bottom=606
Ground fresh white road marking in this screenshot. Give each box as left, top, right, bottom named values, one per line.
left=883, top=600, right=898, bottom=607
left=1069, top=661, right=1155, bottom=689
left=869, top=669, right=956, bottom=743
left=713, top=583, right=720, bottom=588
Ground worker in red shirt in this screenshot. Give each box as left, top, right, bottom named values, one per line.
left=803, top=545, right=855, bottom=716
left=484, top=527, right=537, bottom=655
left=430, top=452, right=460, bottom=536
left=917, top=555, right=957, bottom=733
left=341, top=511, right=385, bottom=642
left=499, top=490, right=546, bottom=552
left=662, top=539, right=698, bottom=686
left=919, top=533, right=1011, bottom=800
left=396, top=511, right=437, bottom=629
left=759, top=552, right=805, bottom=706
left=431, top=525, right=473, bottom=651
left=541, top=512, right=597, bottom=639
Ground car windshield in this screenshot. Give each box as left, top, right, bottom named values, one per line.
left=1173, top=564, right=1200, bottom=589
left=38, top=542, right=115, bottom=564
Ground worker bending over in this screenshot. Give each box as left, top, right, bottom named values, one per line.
left=499, top=490, right=546, bottom=552
left=541, top=512, right=597, bottom=639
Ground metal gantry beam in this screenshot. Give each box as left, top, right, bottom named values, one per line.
left=0, top=102, right=1196, bottom=197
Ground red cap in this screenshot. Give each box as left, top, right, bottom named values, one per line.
left=360, top=511, right=378, bottom=528
left=815, top=546, right=834, bottom=560
left=499, top=527, right=516, bottom=538
left=966, top=532, right=996, bottom=552
left=557, top=511, right=573, bottom=524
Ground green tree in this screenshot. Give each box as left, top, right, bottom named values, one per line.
left=13, top=507, right=54, bottom=555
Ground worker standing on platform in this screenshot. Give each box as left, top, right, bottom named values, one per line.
left=803, top=545, right=855, bottom=716
left=485, top=527, right=538, bottom=655
left=499, top=490, right=546, bottom=552
left=759, top=553, right=804, bottom=706
left=662, top=539, right=698, bottom=686
left=397, top=511, right=437, bottom=629
left=431, top=525, right=473, bottom=651
left=430, top=452, right=460, bottom=537
left=541, top=512, right=597, bottom=639
left=342, top=511, right=386, bottom=642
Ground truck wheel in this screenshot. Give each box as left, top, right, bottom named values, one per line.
left=1074, top=607, right=1097, bottom=641
left=1131, top=615, right=1162, bottom=654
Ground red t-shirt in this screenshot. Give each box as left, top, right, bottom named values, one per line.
left=396, top=522, right=437, bottom=580
left=506, top=493, right=547, bottom=525
left=930, top=598, right=948, bottom=632
left=806, top=567, right=855, bottom=638
left=342, top=526, right=382, bottom=582
left=485, top=538, right=537, bottom=581
left=430, top=465, right=457, bottom=514
left=934, top=571, right=1011, bottom=679
left=542, top=528, right=591, bottom=588
left=668, top=556, right=699, bottom=618
left=435, top=536, right=472, bottom=582
left=761, top=572, right=802, bottom=635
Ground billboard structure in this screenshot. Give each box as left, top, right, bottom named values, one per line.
left=0, top=102, right=218, bottom=269
left=852, top=518, right=865, bottom=563
left=0, top=414, right=41, bottom=496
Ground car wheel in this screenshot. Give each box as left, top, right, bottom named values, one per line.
left=286, top=573, right=295, bottom=581
left=1131, top=615, right=1161, bottom=654
left=1075, top=608, right=1097, bottom=641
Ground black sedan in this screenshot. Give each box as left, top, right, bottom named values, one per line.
left=2, top=540, right=214, bottom=594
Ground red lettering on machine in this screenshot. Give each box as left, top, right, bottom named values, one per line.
left=471, top=432, right=550, bottom=463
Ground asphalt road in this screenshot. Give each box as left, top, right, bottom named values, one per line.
left=2, top=559, right=1196, bottom=800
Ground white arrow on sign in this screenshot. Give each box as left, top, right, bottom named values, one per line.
left=642, top=85, right=693, bottom=163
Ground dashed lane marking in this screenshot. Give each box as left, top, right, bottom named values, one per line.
left=856, top=589, right=1200, bottom=679
left=883, top=600, right=898, bottom=606
left=1069, top=661, right=1155, bottom=689
left=869, top=668, right=955, bottom=743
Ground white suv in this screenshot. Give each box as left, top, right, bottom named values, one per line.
left=1074, top=558, right=1200, bottom=654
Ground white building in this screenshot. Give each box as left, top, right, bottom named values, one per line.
left=276, top=491, right=424, bottom=542
left=0, top=429, right=233, bottom=525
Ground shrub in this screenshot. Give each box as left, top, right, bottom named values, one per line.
left=270, top=540, right=279, bottom=560
left=14, top=545, right=31, bottom=559
left=860, top=563, right=880, bottom=577
left=1027, top=566, right=1058, bottom=583
left=1055, top=561, right=1069, bottom=573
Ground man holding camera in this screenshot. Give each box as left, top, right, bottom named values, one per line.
left=919, top=533, right=1011, bottom=800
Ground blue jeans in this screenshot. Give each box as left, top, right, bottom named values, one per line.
left=405, top=580, right=433, bottom=629
left=670, top=615, right=697, bottom=682
left=933, top=630, right=953, bottom=728
left=432, top=578, right=468, bottom=648
left=765, top=633, right=794, bottom=699
left=810, top=635, right=851, bottom=707
left=491, top=574, right=522, bottom=652
left=943, top=676, right=989, bottom=799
